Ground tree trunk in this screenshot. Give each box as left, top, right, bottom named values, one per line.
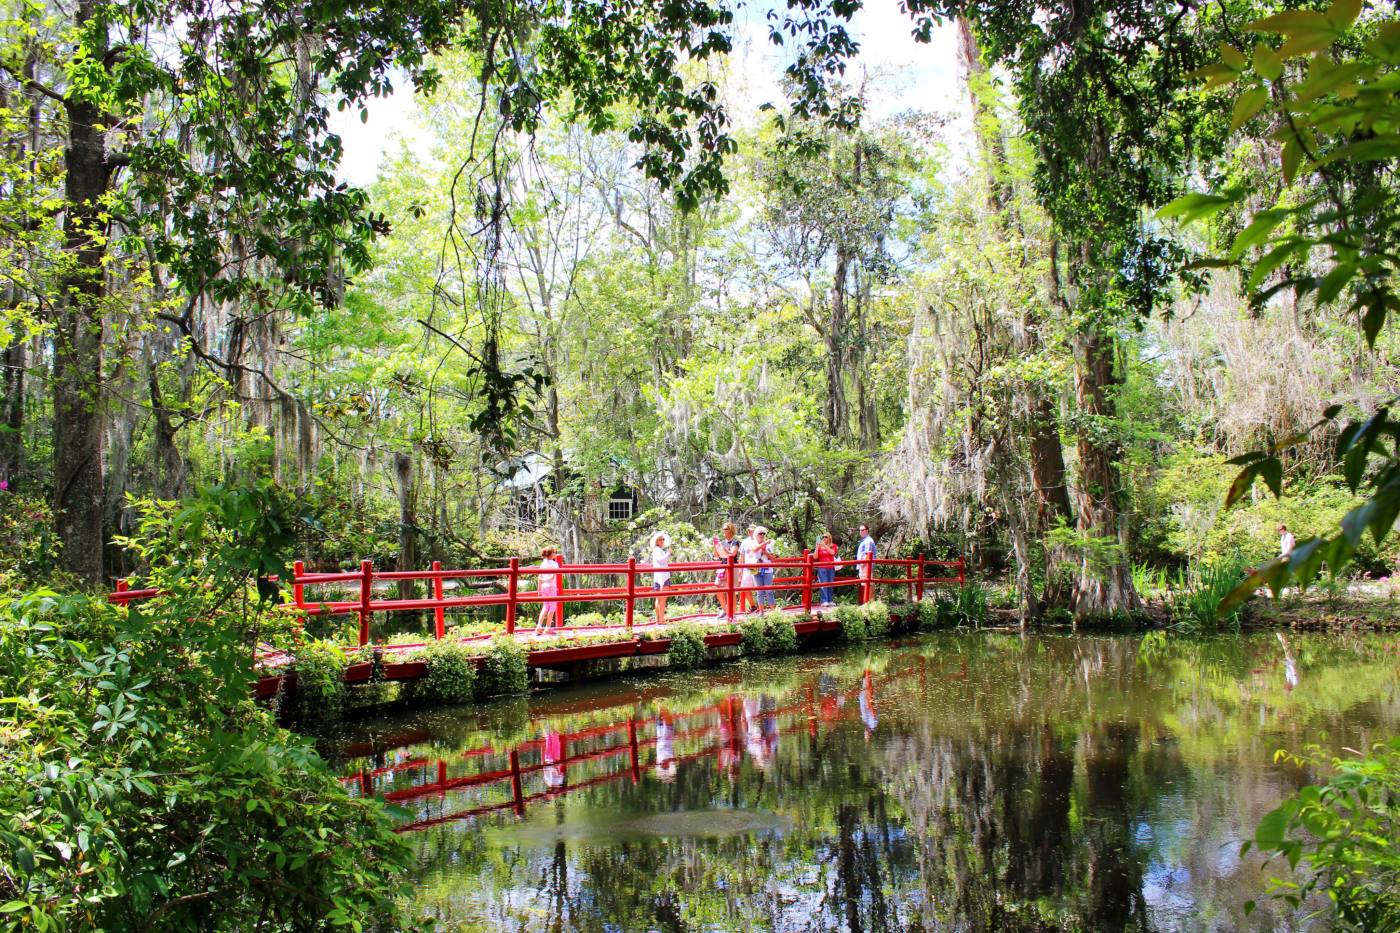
left=0, top=339, right=23, bottom=489
left=395, top=451, right=416, bottom=601
left=54, top=3, right=111, bottom=585
left=149, top=369, right=187, bottom=499
left=1069, top=325, right=1139, bottom=617
left=826, top=250, right=850, bottom=440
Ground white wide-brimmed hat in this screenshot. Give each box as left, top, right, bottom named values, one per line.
left=652, top=530, right=672, bottom=548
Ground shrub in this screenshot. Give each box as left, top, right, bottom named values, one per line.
left=762, top=611, right=798, bottom=654
left=288, top=640, right=349, bottom=720
left=953, top=584, right=989, bottom=628
left=836, top=604, right=867, bottom=642
left=417, top=639, right=477, bottom=705
left=479, top=637, right=529, bottom=696
left=1167, top=554, right=1249, bottom=631
left=0, top=490, right=410, bottom=929
left=666, top=624, right=707, bottom=670
left=739, top=617, right=770, bottom=656
left=916, top=594, right=942, bottom=630
left=862, top=600, right=890, bottom=638
left=1244, top=739, right=1400, bottom=930
left=571, top=611, right=607, bottom=628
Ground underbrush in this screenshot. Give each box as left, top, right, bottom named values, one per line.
left=0, top=488, right=410, bottom=929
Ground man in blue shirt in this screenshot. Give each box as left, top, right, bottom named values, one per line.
left=856, top=524, right=876, bottom=602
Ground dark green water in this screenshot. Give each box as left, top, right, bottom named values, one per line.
left=326, top=632, right=1400, bottom=931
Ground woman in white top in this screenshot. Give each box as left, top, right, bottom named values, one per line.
left=650, top=531, right=671, bottom=626
left=737, top=525, right=759, bottom=616
left=533, top=546, right=562, bottom=635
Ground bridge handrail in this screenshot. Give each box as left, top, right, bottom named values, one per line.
left=110, top=550, right=966, bottom=648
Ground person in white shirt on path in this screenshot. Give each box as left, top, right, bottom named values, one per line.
left=650, top=532, right=671, bottom=625
left=1279, top=523, right=1296, bottom=559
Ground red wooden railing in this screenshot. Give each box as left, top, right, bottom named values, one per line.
left=287, top=552, right=966, bottom=647
left=106, top=552, right=966, bottom=650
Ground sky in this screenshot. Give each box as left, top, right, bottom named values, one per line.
left=329, top=4, right=968, bottom=188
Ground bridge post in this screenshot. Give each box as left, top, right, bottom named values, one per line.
left=801, top=548, right=813, bottom=616
left=115, top=578, right=128, bottom=601
left=628, top=717, right=641, bottom=784
left=291, top=561, right=304, bottom=609
left=432, top=560, right=445, bottom=640
left=726, top=553, right=737, bottom=620
left=861, top=552, right=873, bottom=605
left=505, top=557, right=519, bottom=635
left=358, top=559, right=373, bottom=647
left=509, top=750, right=525, bottom=815
left=916, top=553, right=926, bottom=601
left=957, top=556, right=965, bottom=587
left=906, top=559, right=914, bottom=602
left=625, top=556, right=636, bottom=634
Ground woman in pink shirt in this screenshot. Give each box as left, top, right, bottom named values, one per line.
left=533, top=546, right=562, bottom=635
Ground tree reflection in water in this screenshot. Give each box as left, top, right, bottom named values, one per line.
left=326, top=632, right=1400, bottom=931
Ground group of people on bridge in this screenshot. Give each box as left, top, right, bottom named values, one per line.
left=533, top=522, right=879, bottom=634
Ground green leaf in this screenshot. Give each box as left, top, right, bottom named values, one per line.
left=1229, top=210, right=1287, bottom=260
left=1248, top=240, right=1305, bottom=290
left=1255, top=806, right=1290, bottom=848
left=1231, top=85, right=1270, bottom=131
left=1315, top=262, right=1357, bottom=306
left=1253, top=43, right=1283, bottom=81
left=1157, top=191, right=1238, bottom=223
left=1325, top=0, right=1362, bottom=32
left=1219, top=43, right=1247, bottom=70
left=1361, top=290, right=1389, bottom=348
left=1248, top=10, right=1332, bottom=37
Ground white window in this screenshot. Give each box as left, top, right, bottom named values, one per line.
left=608, top=497, right=633, bottom=522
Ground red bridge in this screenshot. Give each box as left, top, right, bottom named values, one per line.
left=109, top=551, right=965, bottom=699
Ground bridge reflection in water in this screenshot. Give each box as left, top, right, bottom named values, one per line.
left=340, top=660, right=904, bottom=832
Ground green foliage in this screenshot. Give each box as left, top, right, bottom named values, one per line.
left=416, top=639, right=478, bottom=705
left=288, top=640, right=350, bottom=720
left=0, top=492, right=57, bottom=581
left=479, top=637, right=529, bottom=697
left=1244, top=739, right=1400, bottom=931
left=862, top=600, right=890, bottom=639
left=953, top=584, right=989, bottom=628
left=916, top=587, right=989, bottom=630
left=0, top=526, right=409, bottom=926
left=1167, top=5, right=1400, bottom=612
left=763, top=612, right=799, bottom=655
left=836, top=604, right=868, bottom=642
left=1167, top=555, right=1251, bottom=632
left=739, top=616, right=770, bottom=657
left=666, top=624, right=707, bottom=670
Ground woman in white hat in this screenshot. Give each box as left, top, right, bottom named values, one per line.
left=650, top=531, right=672, bottom=625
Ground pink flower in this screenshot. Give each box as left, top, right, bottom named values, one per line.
left=0, top=480, right=10, bottom=491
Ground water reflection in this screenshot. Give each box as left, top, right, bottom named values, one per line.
left=327, top=633, right=1400, bottom=931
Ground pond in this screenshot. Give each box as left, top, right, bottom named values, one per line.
left=324, top=632, right=1400, bottom=931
